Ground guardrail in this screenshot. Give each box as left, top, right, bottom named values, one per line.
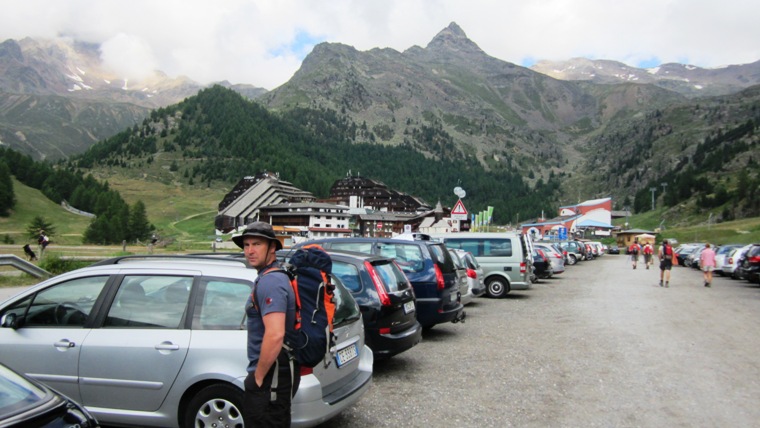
left=0, top=254, right=52, bottom=279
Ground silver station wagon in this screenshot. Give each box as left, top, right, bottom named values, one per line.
left=0, top=255, right=372, bottom=428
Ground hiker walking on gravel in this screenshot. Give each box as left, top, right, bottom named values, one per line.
left=629, top=239, right=641, bottom=269
left=643, top=243, right=654, bottom=269
left=700, top=243, right=716, bottom=288
left=659, top=240, right=674, bottom=287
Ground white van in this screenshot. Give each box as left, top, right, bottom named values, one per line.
left=429, top=232, right=534, bottom=298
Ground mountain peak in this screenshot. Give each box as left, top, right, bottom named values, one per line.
left=426, top=22, right=484, bottom=54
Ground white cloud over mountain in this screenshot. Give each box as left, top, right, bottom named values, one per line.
left=2, top=0, right=758, bottom=90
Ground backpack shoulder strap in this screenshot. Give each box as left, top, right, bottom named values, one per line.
left=252, top=266, right=291, bottom=311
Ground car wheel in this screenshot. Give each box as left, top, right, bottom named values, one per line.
left=486, top=277, right=509, bottom=298
left=567, top=254, right=577, bottom=265
left=184, top=384, right=244, bottom=428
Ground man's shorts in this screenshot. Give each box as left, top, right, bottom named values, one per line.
left=660, top=259, right=672, bottom=270
left=703, top=265, right=713, bottom=272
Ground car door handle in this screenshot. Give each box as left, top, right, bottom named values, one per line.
left=54, top=339, right=76, bottom=349
left=155, top=342, right=180, bottom=351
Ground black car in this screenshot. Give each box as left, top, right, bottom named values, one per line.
left=326, top=251, right=422, bottom=359
left=607, top=245, right=621, bottom=255
left=532, top=248, right=552, bottom=280
left=294, top=237, right=465, bottom=329
left=0, top=362, right=99, bottom=427
left=738, top=244, right=760, bottom=283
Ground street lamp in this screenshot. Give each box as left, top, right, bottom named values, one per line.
left=650, top=187, right=657, bottom=211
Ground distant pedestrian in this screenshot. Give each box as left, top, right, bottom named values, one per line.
left=37, top=230, right=49, bottom=257
left=643, top=242, right=654, bottom=269
left=629, top=239, right=642, bottom=269
left=659, top=240, right=674, bottom=287
left=700, top=243, right=716, bottom=287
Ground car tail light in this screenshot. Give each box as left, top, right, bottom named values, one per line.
left=553, top=253, right=562, bottom=258
left=466, top=268, right=477, bottom=279
left=728, top=257, right=733, bottom=264
left=300, top=366, right=313, bottom=376
left=750, top=256, right=760, bottom=263
left=520, top=261, right=526, bottom=274
left=434, top=264, right=445, bottom=290
left=379, top=327, right=391, bottom=334
left=364, top=261, right=391, bottom=306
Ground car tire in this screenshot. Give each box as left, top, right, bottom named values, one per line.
left=567, top=254, right=577, bottom=265
left=486, top=277, right=510, bottom=298
left=184, top=384, right=244, bottom=428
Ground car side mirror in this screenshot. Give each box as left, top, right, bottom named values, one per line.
left=1, top=313, right=18, bottom=329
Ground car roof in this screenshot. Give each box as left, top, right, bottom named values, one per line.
left=322, top=249, right=391, bottom=263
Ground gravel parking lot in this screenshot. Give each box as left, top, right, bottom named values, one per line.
left=321, top=255, right=760, bottom=427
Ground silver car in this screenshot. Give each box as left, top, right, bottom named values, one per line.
left=0, top=255, right=372, bottom=428
left=454, top=249, right=486, bottom=299
left=447, top=248, right=473, bottom=305
left=534, top=243, right=565, bottom=275
left=723, top=244, right=753, bottom=278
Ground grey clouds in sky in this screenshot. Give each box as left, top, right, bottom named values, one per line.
left=2, top=0, right=758, bottom=90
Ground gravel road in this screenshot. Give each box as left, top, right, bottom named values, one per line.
left=320, top=255, right=760, bottom=427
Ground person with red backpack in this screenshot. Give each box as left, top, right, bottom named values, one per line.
left=659, top=240, right=674, bottom=287
left=643, top=242, right=654, bottom=269
left=629, top=239, right=642, bottom=269
left=234, top=222, right=300, bottom=427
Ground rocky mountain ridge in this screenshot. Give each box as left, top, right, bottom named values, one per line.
left=1, top=23, right=758, bottom=218
left=530, top=57, right=760, bottom=97
left=0, top=37, right=265, bottom=159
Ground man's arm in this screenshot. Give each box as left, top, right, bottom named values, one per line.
left=255, top=312, right=286, bottom=386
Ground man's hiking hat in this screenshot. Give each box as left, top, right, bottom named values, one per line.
left=233, top=221, right=282, bottom=250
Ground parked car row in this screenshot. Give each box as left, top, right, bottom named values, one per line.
left=672, top=242, right=760, bottom=285
left=0, top=232, right=627, bottom=427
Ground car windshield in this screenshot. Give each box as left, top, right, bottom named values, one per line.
left=330, top=277, right=361, bottom=326
left=448, top=250, right=464, bottom=269
left=463, top=253, right=480, bottom=269
left=0, top=365, right=47, bottom=416
left=372, top=260, right=411, bottom=293
left=428, top=243, right=456, bottom=273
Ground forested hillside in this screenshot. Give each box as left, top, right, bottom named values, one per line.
left=0, top=147, right=154, bottom=244
left=574, top=84, right=760, bottom=222
left=69, top=85, right=563, bottom=224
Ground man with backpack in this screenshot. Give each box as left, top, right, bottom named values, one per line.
left=234, top=222, right=300, bottom=427
left=643, top=242, right=654, bottom=269
left=629, top=239, right=642, bottom=269
left=659, top=240, right=674, bottom=287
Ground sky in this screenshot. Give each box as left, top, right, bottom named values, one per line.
left=2, top=0, right=759, bottom=90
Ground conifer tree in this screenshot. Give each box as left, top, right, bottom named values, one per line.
left=0, top=161, right=14, bottom=216
left=128, top=200, right=154, bottom=242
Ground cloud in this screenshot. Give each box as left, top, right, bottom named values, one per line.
left=1, top=0, right=759, bottom=90
left=99, top=33, right=158, bottom=80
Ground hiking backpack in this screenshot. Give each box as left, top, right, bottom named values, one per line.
left=256, top=244, right=336, bottom=368
left=631, top=244, right=639, bottom=255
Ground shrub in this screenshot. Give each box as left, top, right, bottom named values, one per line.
left=39, top=254, right=92, bottom=275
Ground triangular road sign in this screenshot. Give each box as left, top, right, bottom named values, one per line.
left=451, top=199, right=468, bottom=215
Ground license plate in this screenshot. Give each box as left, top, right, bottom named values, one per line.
left=451, top=293, right=459, bottom=302
left=336, top=343, right=359, bottom=367
left=403, top=301, right=415, bottom=314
